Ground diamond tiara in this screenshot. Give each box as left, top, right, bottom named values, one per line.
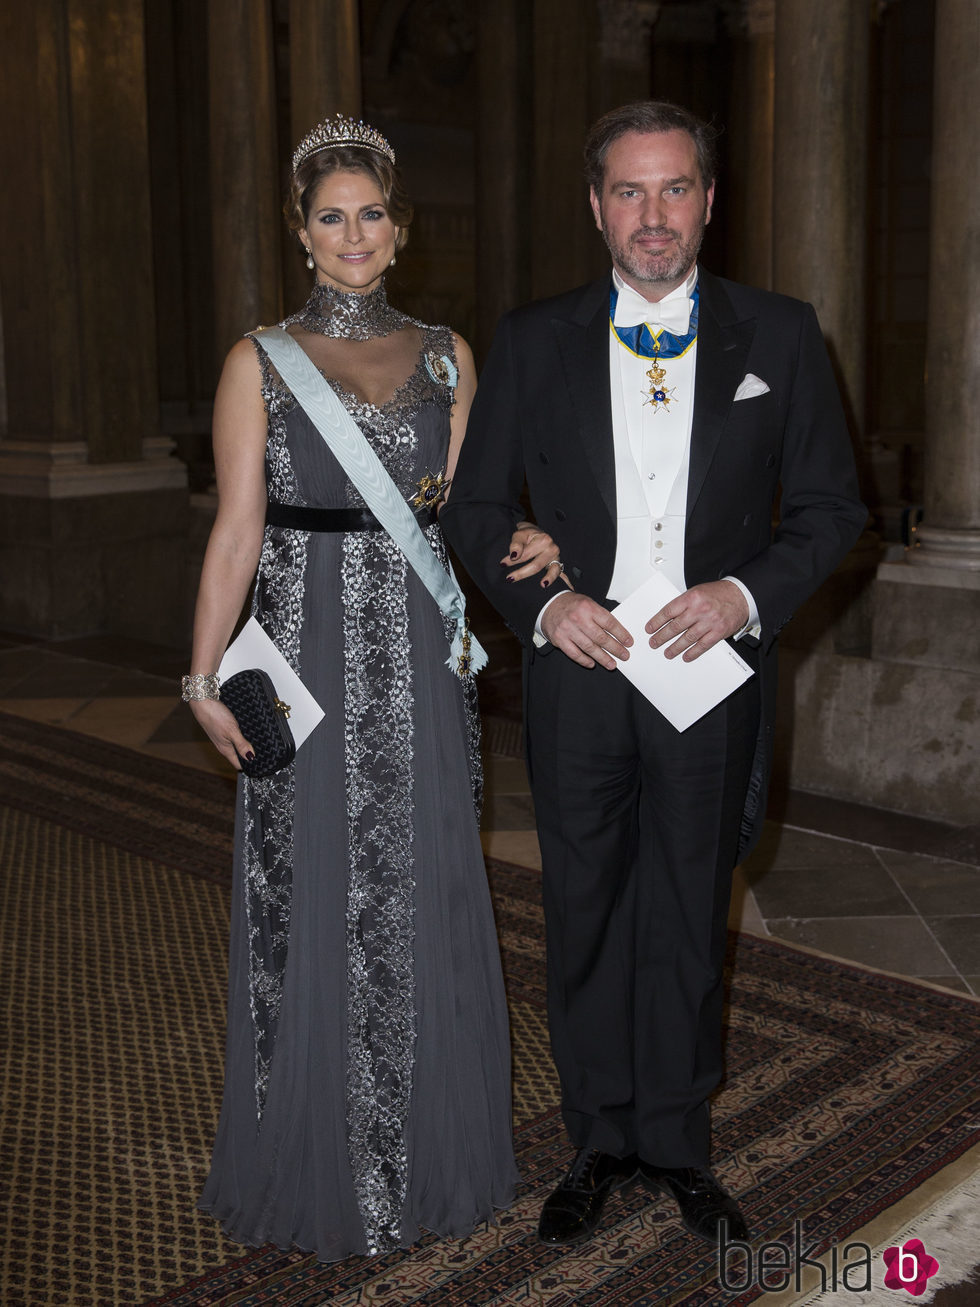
left=291, top=114, right=396, bottom=174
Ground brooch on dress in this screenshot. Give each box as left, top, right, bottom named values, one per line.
left=413, top=470, right=447, bottom=509
left=424, top=352, right=458, bottom=388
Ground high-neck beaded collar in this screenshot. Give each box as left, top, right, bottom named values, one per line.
left=293, top=280, right=407, bottom=340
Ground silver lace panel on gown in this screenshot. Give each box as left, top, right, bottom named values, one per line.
left=241, top=315, right=482, bottom=1253
left=241, top=357, right=308, bottom=1119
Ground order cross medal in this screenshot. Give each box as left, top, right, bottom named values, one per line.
left=644, top=351, right=673, bottom=411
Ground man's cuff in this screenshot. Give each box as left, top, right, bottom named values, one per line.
left=533, top=591, right=565, bottom=647
left=723, top=575, right=762, bottom=641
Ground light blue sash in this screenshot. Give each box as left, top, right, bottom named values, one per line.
left=254, top=326, right=487, bottom=677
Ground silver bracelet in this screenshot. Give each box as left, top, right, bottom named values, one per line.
left=181, top=672, right=221, bottom=702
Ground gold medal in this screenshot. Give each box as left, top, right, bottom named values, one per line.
left=610, top=281, right=699, bottom=411
left=644, top=348, right=675, bottom=411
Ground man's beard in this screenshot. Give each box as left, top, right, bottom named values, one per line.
left=601, top=206, right=707, bottom=287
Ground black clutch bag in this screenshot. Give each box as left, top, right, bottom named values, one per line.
left=220, top=668, right=296, bottom=778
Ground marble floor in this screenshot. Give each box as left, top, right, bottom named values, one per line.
left=1, top=628, right=978, bottom=997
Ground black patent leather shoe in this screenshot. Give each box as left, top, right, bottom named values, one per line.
left=537, top=1148, right=638, bottom=1245
left=639, top=1163, right=749, bottom=1243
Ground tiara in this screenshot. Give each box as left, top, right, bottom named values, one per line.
left=291, top=114, right=396, bottom=174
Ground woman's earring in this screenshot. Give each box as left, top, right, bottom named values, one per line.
left=389, top=256, right=396, bottom=267
left=305, top=248, right=314, bottom=270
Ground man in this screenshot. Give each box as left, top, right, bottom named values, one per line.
left=440, top=101, right=865, bottom=1247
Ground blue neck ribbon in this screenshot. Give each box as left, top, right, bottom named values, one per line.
left=609, top=282, right=700, bottom=360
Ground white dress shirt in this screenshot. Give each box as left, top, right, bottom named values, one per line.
left=535, top=267, right=759, bottom=642
left=607, top=266, right=699, bottom=600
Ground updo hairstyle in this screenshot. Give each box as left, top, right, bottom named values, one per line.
left=284, top=146, right=413, bottom=252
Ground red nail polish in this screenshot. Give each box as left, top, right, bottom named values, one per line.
left=245, top=750, right=255, bottom=761
left=510, top=551, right=518, bottom=560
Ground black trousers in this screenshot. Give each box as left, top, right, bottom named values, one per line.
left=525, top=648, right=760, bottom=1167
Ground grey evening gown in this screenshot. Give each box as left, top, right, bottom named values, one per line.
left=200, top=317, right=519, bottom=1261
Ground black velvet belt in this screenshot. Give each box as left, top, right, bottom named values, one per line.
left=266, top=501, right=437, bottom=532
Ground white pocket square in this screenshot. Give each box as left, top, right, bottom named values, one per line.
left=734, top=373, right=770, bottom=401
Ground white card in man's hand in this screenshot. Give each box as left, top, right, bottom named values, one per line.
left=610, top=573, right=754, bottom=732
left=218, top=617, right=325, bottom=750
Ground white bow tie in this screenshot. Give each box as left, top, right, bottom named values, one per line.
left=614, top=283, right=692, bottom=335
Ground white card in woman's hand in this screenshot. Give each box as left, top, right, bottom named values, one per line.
left=218, top=618, right=325, bottom=749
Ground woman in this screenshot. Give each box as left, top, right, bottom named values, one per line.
left=184, top=116, right=559, bottom=1260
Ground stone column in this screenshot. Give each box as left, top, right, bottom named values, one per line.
left=0, top=0, right=188, bottom=642
left=773, top=0, right=870, bottom=441
left=874, top=0, right=980, bottom=677
left=726, top=0, right=774, bottom=290
left=758, top=2, right=977, bottom=830
left=0, top=0, right=159, bottom=464
left=908, top=0, right=980, bottom=575
left=532, top=0, right=605, bottom=300
left=144, top=0, right=214, bottom=439
left=285, top=0, right=362, bottom=313
left=208, top=0, right=282, bottom=362
left=595, top=0, right=659, bottom=109
left=475, top=0, right=532, bottom=360
left=289, top=0, right=361, bottom=137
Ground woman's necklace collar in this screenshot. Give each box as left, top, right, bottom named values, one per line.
left=295, top=279, right=406, bottom=340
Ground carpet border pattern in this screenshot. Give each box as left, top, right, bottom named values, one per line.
left=1, top=712, right=978, bottom=1307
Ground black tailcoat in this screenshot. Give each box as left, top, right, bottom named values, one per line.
left=441, top=266, right=865, bottom=1161
left=442, top=267, right=865, bottom=859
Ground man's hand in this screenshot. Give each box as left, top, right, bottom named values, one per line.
left=541, top=592, right=633, bottom=669
left=645, top=580, right=749, bottom=661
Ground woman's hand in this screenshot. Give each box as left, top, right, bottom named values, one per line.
left=501, top=522, right=570, bottom=589
left=189, top=698, right=254, bottom=771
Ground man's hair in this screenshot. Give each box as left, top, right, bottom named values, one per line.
left=584, top=101, right=718, bottom=196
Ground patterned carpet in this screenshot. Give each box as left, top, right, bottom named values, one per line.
left=1, top=710, right=978, bottom=1306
